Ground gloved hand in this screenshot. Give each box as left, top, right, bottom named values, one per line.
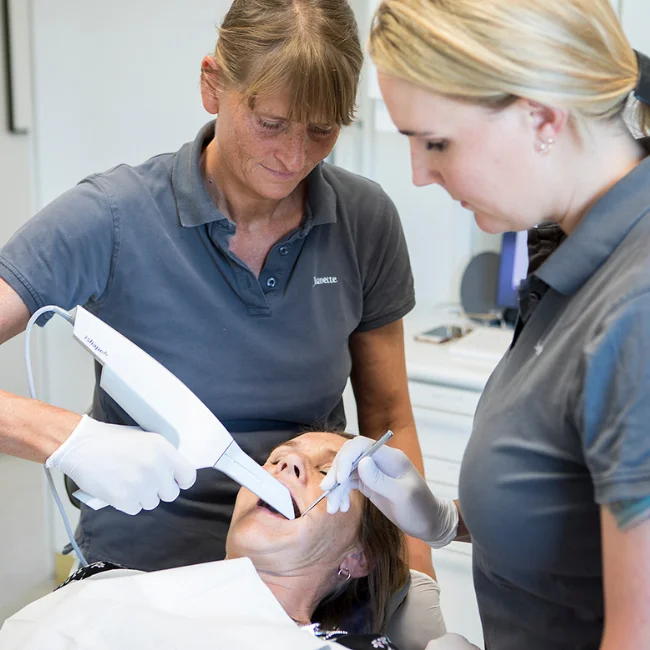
left=320, top=436, right=459, bottom=548
left=46, top=415, right=197, bottom=515
left=425, top=634, right=480, bottom=650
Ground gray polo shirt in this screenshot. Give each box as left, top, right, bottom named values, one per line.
left=459, top=148, right=650, bottom=650
left=0, top=121, right=414, bottom=569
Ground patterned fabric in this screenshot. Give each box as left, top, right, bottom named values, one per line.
left=304, top=623, right=399, bottom=650
left=56, top=560, right=125, bottom=590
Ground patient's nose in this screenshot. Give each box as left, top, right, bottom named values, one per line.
left=276, top=453, right=308, bottom=485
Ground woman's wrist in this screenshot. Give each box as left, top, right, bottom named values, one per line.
left=0, top=390, right=82, bottom=463
left=426, top=497, right=460, bottom=549
left=452, top=500, right=472, bottom=543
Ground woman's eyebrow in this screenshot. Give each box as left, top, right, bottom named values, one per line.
left=399, top=128, right=439, bottom=137
left=258, top=112, right=288, bottom=122
left=271, top=440, right=339, bottom=462
left=268, top=440, right=299, bottom=457
left=318, top=448, right=338, bottom=463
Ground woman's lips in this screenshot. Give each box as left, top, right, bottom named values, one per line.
left=257, top=495, right=301, bottom=519
left=262, top=164, right=295, bottom=180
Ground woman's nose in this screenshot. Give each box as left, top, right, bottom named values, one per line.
left=410, top=145, right=441, bottom=187
left=276, top=453, right=308, bottom=485
left=276, top=131, right=307, bottom=172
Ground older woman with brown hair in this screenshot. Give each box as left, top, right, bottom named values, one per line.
left=0, top=0, right=430, bottom=576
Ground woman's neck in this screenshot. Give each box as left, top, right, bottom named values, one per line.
left=255, top=566, right=335, bottom=626
left=551, top=124, right=646, bottom=235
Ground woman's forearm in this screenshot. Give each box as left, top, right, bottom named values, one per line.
left=0, top=279, right=78, bottom=461
left=0, top=389, right=81, bottom=462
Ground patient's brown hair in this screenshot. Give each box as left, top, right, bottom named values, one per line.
left=206, top=0, right=363, bottom=126
left=312, top=432, right=410, bottom=633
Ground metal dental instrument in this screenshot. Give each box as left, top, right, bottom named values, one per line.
left=67, top=306, right=296, bottom=520
left=301, top=430, right=394, bottom=517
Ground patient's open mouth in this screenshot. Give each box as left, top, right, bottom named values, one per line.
left=257, top=496, right=301, bottom=518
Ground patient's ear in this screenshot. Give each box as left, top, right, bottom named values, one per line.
left=342, top=548, right=370, bottom=579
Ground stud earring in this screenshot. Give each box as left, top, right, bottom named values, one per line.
left=538, top=137, right=554, bottom=155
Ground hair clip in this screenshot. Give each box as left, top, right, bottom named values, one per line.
left=634, top=50, right=650, bottom=106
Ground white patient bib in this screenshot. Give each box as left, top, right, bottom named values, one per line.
left=0, top=557, right=342, bottom=650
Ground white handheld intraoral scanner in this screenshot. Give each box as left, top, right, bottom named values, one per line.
left=27, top=305, right=295, bottom=527
left=71, top=306, right=295, bottom=519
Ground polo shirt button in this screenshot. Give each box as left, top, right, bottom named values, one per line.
left=266, top=277, right=277, bottom=288
left=279, top=245, right=289, bottom=256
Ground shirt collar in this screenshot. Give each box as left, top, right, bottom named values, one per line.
left=172, top=120, right=338, bottom=229
left=536, top=138, right=650, bottom=295
left=172, top=121, right=229, bottom=228
left=305, top=162, right=338, bottom=227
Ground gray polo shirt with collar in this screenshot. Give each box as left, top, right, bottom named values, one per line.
left=0, top=121, right=414, bottom=570
left=459, top=148, right=650, bottom=650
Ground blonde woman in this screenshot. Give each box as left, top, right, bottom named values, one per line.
left=0, top=0, right=432, bottom=576
left=326, top=0, right=650, bottom=648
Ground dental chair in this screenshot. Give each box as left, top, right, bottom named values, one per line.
left=387, top=570, right=447, bottom=650
left=331, top=568, right=446, bottom=650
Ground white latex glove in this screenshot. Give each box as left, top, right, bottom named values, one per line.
left=320, top=435, right=459, bottom=548
left=46, top=415, right=197, bottom=515
left=425, top=634, right=480, bottom=649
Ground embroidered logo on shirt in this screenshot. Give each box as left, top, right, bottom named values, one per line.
left=313, top=276, right=338, bottom=287
left=534, top=341, right=544, bottom=356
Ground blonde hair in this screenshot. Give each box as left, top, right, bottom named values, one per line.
left=210, top=0, right=363, bottom=126
left=369, top=0, right=650, bottom=134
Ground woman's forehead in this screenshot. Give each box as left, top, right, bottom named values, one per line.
left=229, top=83, right=339, bottom=125
left=272, top=432, right=345, bottom=459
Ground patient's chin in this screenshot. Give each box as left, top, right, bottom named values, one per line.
left=231, top=508, right=297, bottom=543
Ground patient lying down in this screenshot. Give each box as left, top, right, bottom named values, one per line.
left=2, top=432, right=412, bottom=650
left=225, top=431, right=411, bottom=643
